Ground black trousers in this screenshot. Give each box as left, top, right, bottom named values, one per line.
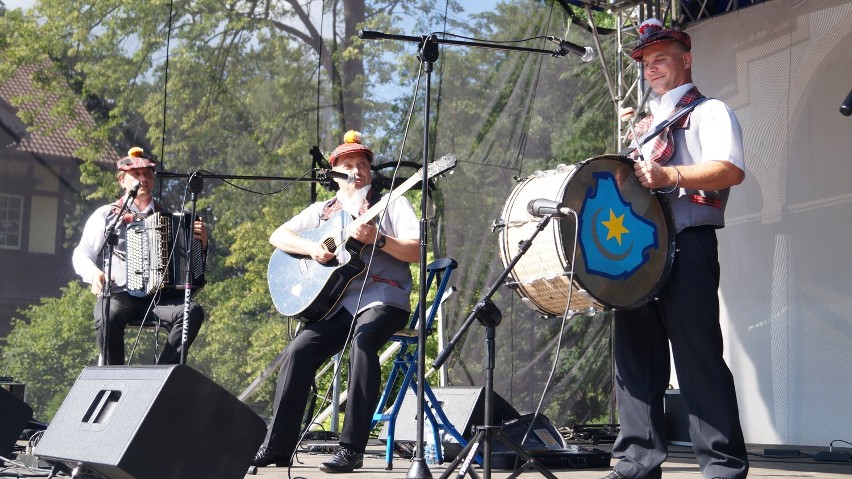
left=611, top=226, right=748, bottom=479
left=93, top=291, right=205, bottom=365
left=264, top=304, right=409, bottom=455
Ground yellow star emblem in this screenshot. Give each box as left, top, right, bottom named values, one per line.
left=601, top=209, right=630, bottom=245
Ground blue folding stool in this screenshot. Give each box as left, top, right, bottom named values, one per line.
left=370, top=258, right=472, bottom=470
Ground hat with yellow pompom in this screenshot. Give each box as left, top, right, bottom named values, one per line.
left=328, top=130, right=373, bottom=166
left=116, top=146, right=157, bottom=171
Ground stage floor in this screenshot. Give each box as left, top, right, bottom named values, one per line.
left=243, top=442, right=852, bottom=479
left=8, top=440, right=851, bottom=478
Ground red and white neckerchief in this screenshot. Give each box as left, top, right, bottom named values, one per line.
left=320, top=188, right=378, bottom=220
left=630, top=86, right=705, bottom=165
left=110, top=197, right=162, bottom=223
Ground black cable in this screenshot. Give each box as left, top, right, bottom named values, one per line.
left=830, top=439, right=852, bottom=450
left=310, top=0, right=327, bottom=204
left=158, top=1, right=176, bottom=183
left=513, top=4, right=555, bottom=175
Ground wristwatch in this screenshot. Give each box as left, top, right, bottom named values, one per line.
left=375, top=233, right=387, bottom=249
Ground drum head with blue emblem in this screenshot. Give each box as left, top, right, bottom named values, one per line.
left=561, top=155, right=675, bottom=310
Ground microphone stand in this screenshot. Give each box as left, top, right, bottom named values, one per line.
left=178, top=172, right=203, bottom=365
left=359, top=29, right=576, bottom=479
left=154, top=169, right=336, bottom=365
left=100, top=186, right=139, bottom=365
left=841, top=88, right=852, bottom=116
left=432, top=215, right=558, bottom=479
left=310, top=145, right=330, bottom=202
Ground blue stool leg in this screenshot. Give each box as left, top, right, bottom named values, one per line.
left=373, top=346, right=418, bottom=470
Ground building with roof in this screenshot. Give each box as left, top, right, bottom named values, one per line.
left=0, top=62, right=119, bottom=339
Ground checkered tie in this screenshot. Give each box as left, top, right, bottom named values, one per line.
left=631, top=87, right=705, bottom=165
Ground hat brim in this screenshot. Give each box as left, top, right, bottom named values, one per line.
left=629, top=30, right=691, bottom=61
left=328, top=144, right=373, bottom=165
left=117, top=157, right=157, bottom=171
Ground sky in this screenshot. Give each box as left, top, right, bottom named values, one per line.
left=3, top=0, right=31, bottom=8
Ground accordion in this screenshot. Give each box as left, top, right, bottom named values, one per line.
left=125, top=212, right=206, bottom=297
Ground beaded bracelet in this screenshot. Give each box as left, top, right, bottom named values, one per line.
left=656, top=166, right=681, bottom=194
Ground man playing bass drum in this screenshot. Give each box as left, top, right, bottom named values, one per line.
left=253, top=131, right=420, bottom=473
left=604, top=18, right=748, bottom=479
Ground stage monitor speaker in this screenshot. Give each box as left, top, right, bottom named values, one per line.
left=492, top=414, right=611, bottom=470
left=495, top=413, right=566, bottom=452
left=0, top=386, right=33, bottom=457
left=379, top=386, right=519, bottom=445
left=34, top=365, right=266, bottom=479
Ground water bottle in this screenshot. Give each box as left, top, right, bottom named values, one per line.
left=424, top=434, right=439, bottom=465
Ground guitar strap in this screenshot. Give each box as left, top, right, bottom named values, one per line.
left=367, top=188, right=383, bottom=209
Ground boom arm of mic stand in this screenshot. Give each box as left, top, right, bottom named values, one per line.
left=360, top=30, right=572, bottom=58
left=433, top=214, right=554, bottom=369
left=155, top=171, right=329, bottom=182
left=156, top=170, right=327, bottom=364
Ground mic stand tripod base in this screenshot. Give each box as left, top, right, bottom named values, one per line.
left=440, top=426, right=557, bottom=479
left=407, top=458, right=433, bottom=479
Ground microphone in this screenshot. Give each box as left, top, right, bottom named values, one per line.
left=546, top=36, right=595, bottom=62
left=128, top=180, right=142, bottom=198
left=841, top=88, right=852, bottom=116
left=527, top=198, right=574, bottom=218
left=358, top=30, right=383, bottom=40
left=319, top=169, right=356, bottom=184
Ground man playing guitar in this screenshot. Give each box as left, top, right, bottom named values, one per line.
left=253, top=131, right=420, bottom=473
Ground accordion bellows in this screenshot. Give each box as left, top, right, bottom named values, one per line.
left=125, top=212, right=206, bottom=297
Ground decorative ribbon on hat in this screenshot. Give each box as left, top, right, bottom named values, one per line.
left=629, top=86, right=705, bottom=165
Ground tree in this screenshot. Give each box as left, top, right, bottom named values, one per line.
left=7, top=284, right=97, bottom=419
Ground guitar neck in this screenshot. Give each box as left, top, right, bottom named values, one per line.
left=346, top=173, right=423, bottom=235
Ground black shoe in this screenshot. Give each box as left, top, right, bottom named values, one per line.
left=252, top=447, right=291, bottom=467
left=319, top=446, right=364, bottom=473
left=601, top=471, right=625, bottom=479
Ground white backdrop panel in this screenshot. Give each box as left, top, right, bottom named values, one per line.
left=688, top=0, right=852, bottom=446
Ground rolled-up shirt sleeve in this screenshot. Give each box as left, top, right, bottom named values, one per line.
left=72, top=206, right=109, bottom=284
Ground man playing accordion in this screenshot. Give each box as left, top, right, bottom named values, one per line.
left=72, top=147, right=208, bottom=365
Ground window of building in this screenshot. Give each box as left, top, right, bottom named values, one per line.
left=0, top=193, right=23, bottom=249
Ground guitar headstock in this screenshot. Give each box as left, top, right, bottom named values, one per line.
left=426, top=153, right=457, bottom=179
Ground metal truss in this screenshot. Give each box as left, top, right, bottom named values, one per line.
left=563, top=0, right=769, bottom=150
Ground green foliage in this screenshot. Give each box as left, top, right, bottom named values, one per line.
left=2, top=283, right=96, bottom=421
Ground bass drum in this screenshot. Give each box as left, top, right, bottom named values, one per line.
left=498, top=155, right=675, bottom=316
